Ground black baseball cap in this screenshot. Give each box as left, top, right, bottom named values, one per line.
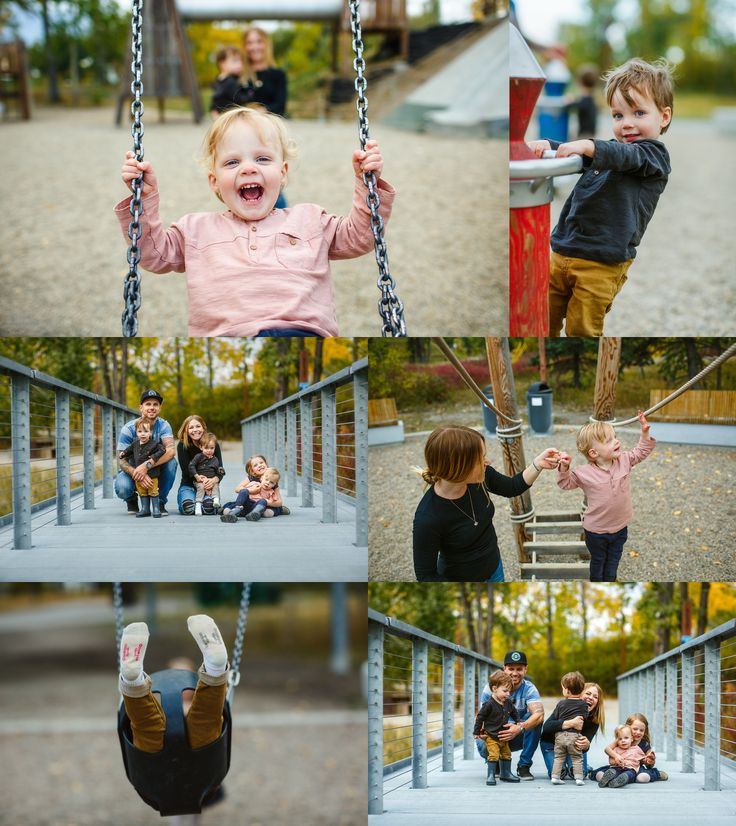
left=140, top=389, right=164, bottom=404
left=504, top=650, right=527, bottom=666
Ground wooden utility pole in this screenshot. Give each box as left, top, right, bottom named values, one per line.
left=485, top=337, right=532, bottom=563
left=538, top=337, right=547, bottom=383
left=593, top=337, right=621, bottom=421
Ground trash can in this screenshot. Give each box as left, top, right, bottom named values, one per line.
left=526, top=381, right=553, bottom=435
left=481, top=385, right=498, bottom=434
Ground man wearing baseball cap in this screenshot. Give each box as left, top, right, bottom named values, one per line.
left=477, top=650, right=544, bottom=780
left=114, top=389, right=177, bottom=515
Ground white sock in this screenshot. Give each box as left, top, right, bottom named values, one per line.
left=187, top=614, right=228, bottom=676
left=120, top=622, right=149, bottom=684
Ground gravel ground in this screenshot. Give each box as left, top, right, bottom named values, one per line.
left=0, top=107, right=506, bottom=337
left=548, top=119, right=736, bottom=336
left=368, top=416, right=736, bottom=581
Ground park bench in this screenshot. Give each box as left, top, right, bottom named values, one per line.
left=368, top=399, right=405, bottom=446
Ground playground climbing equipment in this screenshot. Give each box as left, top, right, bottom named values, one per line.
left=121, top=0, right=406, bottom=337
left=115, top=582, right=251, bottom=815
left=509, top=24, right=582, bottom=337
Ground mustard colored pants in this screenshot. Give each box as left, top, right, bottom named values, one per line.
left=548, top=251, right=633, bottom=337
left=134, top=478, right=159, bottom=497
left=483, top=736, right=511, bottom=762
left=120, top=664, right=227, bottom=753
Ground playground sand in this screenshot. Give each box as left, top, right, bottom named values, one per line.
left=0, top=107, right=506, bottom=338
left=368, top=427, right=735, bottom=581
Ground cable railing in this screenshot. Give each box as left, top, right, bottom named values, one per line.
left=241, top=359, right=368, bottom=547
left=368, top=608, right=501, bottom=815
left=0, top=357, right=137, bottom=549
left=618, top=618, right=736, bottom=790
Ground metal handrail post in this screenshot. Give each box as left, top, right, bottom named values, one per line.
left=704, top=637, right=721, bottom=789
left=11, top=374, right=32, bottom=549
left=300, top=395, right=314, bottom=507
left=286, top=402, right=298, bottom=498
left=241, top=419, right=247, bottom=465
left=654, top=662, right=665, bottom=755
left=463, top=656, right=475, bottom=760
left=82, top=398, right=95, bottom=509
left=368, top=621, right=384, bottom=815
left=442, top=649, right=455, bottom=772
left=102, top=406, right=114, bottom=498
left=55, top=389, right=71, bottom=526
left=681, top=647, right=695, bottom=773
left=666, top=657, right=677, bottom=761
left=354, top=369, right=368, bottom=547
left=412, top=638, right=428, bottom=789
left=321, top=385, right=337, bottom=523
left=274, top=407, right=285, bottom=472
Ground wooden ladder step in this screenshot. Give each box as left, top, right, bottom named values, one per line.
left=523, top=540, right=589, bottom=554
left=527, top=521, right=583, bottom=534
left=531, top=512, right=582, bottom=522
left=520, top=563, right=591, bottom=580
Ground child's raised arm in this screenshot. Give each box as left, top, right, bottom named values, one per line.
left=638, top=409, right=652, bottom=440
left=121, top=151, right=159, bottom=198
left=352, top=139, right=383, bottom=180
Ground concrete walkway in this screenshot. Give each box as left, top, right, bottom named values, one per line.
left=0, top=460, right=366, bottom=581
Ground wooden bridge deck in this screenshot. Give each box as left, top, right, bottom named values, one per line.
left=0, top=460, right=366, bottom=582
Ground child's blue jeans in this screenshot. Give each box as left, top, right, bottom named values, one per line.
left=585, top=526, right=628, bottom=581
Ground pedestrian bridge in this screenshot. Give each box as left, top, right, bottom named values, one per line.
left=368, top=610, right=736, bottom=825
left=0, top=357, right=367, bottom=582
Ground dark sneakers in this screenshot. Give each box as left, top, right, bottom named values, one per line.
left=516, top=765, right=534, bottom=781
left=598, top=767, right=618, bottom=787
left=126, top=495, right=139, bottom=514
left=281, top=506, right=291, bottom=515
left=608, top=772, right=630, bottom=788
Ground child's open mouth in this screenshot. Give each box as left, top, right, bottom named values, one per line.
left=239, top=183, right=264, bottom=203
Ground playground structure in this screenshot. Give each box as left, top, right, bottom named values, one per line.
left=0, top=41, right=32, bottom=121
left=431, top=337, right=736, bottom=580
left=0, top=356, right=367, bottom=580
left=368, top=609, right=736, bottom=823
left=509, top=24, right=582, bottom=336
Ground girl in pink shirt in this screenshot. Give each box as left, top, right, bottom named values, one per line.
left=595, top=724, right=646, bottom=787
left=117, top=107, right=394, bottom=337
left=557, top=411, right=655, bottom=582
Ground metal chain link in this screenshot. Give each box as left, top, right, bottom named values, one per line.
left=348, top=0, right=407, bottom=337
left=227, top=582, right=252, bottom=701
left=122, top=0, right=145, bottom=338
left=113, top=581, right=125, bottom=663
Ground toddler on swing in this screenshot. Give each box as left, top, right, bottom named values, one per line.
left=527, top=58, right=674, bottom=336
left=116, top=106, right=394, bottom=337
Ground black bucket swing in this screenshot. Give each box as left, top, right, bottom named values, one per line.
left=114, top=583, right=251, bottom=817
left=121, top=0, right=406, bottom=338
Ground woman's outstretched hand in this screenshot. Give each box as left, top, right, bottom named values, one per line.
left=534, top=448, right=561, bottom=470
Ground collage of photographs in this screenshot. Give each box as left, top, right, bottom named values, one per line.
left=0, top=0, right=734, bottom=824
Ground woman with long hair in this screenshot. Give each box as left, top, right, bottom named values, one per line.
left=413, top=425, right=560, bottom=581
left=242, top=26, right=287, bottom=116
left=176, top=415, right=224, bottom=514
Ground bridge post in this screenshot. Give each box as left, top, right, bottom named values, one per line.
left=463, top=656, right=475, bottom=760
left=321, top=386, right=337, bottom=524
left=115, top=409, right=126, bottom=451
left=82, top=398, right=95, bottom=509
left=11, top=374, right=32, bottom=549
left=412, top=638, right=428, bottom=788
left=300, top=395, right=314, bottom=507
left=286, top=403, right=298, bottom=499
left=478, top=662, right=489, bottom=702
left=704, top=637, right=721, bottom=789
left=653, top=662, right=665, bottom=756
left=442, top=650, right=455, bottom=772
left=274, top=407, right=285, bottom=473
left=644, top=668, right=654, bottom=726
left=102, top=406, right=114, bottom=499
left=354, top=369, right=368, bottom=547
left=329, top=582, right=348, bottom=675
left=681, top=647, right=695, bottom=773
left=368, top=620, right=384, bottom=814
left=666, top=657, right=678, bottom=761
left=267, top=413, right=276, bottom=467
left=55, top=389, right=71, bottom=526
left=241, top=419, right=247, bottom=466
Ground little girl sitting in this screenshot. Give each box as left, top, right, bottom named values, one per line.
left=222, top=466, right=285, bottom=523
left=595, top=724, right=646, bottom=787
left=116, top=106, right=394, bottom=337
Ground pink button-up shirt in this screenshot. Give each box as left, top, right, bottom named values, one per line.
left=114, top=178, right=394, bottom=337
left=556, top=435, right=655, bottom=533
left=610, top=743, right=646, bottom=771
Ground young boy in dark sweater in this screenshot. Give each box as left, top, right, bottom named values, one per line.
left=549, top=671, right=589, bottom=786
left=188, top=432, right=226, bottom=516
left=119, top=418, right=166, bottom=518
left=528, top=58, right=673, bottom=336
left=473, top=670, right=521, bottom=787
left=210, top=45, right=246, bottom=117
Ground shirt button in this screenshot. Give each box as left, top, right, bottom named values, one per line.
left=250, top=244, right=257, bottom=250
left=594, top=170, right=600, bottom=175
left=251, top=226, right=257, bottom=232
left=289, top=238, right=297, bottom=245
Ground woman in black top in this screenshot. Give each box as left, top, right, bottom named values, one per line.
left=412, top=425, right=560, bottom=581
left=176, top=415, right=224, bottom=515
left=541, top=681, right=605, bottom=779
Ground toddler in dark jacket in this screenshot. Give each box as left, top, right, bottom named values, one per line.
left=188, top=432, right=226, bottom=516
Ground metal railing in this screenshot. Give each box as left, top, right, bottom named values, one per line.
left=368, top=608, right=501, bottom=815
left=618, top=618, right=736, bottom=790
left=241, top=358, right=368, bottom=548
left=0, top=357, right=137, bottom=549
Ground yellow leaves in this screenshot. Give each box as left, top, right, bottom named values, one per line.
left=628, top=550, right=640, bottom=557
left=672, top=510, right=681, bottom=516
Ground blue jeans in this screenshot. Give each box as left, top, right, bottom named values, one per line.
left=476, top=719, right=541, bottom=767
left=540, top=738, right=588, bottom=777
left=257, top=328, right=321, bottom=337
left=585, top=526, right=627, bottom=581
left=114, top=459, right=176, bottom=505
left=275, top=192, right=287, bottom=209
left=177, top=485, right=215, bottom=514
left=486, top=559, right=505, bottom=582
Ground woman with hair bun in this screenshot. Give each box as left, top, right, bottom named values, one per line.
left=413, top=425, right=560, bottom=581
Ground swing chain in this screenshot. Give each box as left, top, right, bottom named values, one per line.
left=113, top=581, right=125, bottom=662
left=228, top=583, right=251, bottom=696
left=348, top=0, right=407, bottom=338
left=122, top=0, right=145, bottom=338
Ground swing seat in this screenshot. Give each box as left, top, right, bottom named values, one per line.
left=117, top=668, right=232, bottom=817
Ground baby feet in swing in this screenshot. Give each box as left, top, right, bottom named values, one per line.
left=120, top=621, right=149, bottom=685
left=187, top=614, right=228, bottom=677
